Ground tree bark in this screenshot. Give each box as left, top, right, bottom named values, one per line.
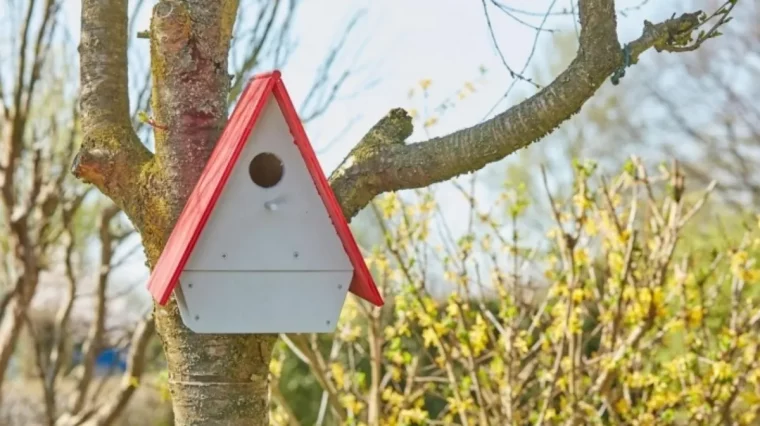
left=73, top=0, right=712, bottom=424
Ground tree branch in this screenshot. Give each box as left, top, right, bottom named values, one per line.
left=73, top=0, right=153, bottom=218
left=286, top=334, right=347, bottom=422
left=74, top=318, right=155, bottom=426
left=67, top=204, right=120, bottom=415
left=228, top=0, right=282, bottom=102
left=329, top=1, right=707, bottom=219
left=55, top=318, right=155, bottom=426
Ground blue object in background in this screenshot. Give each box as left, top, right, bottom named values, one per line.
left=71, top=345, right=128, bottom=375
left=95, top=347, right=128, bottom=374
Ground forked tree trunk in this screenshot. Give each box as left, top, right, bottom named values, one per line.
left=79, top=0, right=277, bottom=424
left=73, top=0, right=715, bottom=423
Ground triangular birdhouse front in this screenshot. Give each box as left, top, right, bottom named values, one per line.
left=146, top=71, right=383, bottom=334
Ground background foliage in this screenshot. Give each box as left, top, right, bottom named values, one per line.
left=270, top=158, right=760, bottom=425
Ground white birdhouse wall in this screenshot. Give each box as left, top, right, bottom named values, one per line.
left=183, top=96, right=353, bottom=272
left=176, top=270, right=353, bottom=333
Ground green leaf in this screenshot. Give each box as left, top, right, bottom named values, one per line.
left=137, top=110, right=150, bottom=123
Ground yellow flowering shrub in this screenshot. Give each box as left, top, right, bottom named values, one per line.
left=265, top=86, right=760, bottom=425
left=270, top=158, right=760, bottom=425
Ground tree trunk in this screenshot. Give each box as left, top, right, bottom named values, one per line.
left=73, top=0, right=717, bottom=423
left=77, top=0, right=277, bottom=423
left=146, top=1, right=277, bottom=424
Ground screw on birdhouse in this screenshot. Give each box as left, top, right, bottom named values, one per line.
left=338, top=284, right=343, bottom=290
left=326, top=320, right=331, bottom=325
left=195, top=315, right=200, bottom=321
left=222, top=253, right=227, bottom=259
left=293, top=251, right=299, bottom=258
left=264, top=195, right=287, bottom=212
left=188, top=283, right=193, bottom=288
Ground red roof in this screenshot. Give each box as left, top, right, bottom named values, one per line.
left=146, top=70, right=384, bottom=307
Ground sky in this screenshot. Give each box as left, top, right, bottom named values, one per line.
left=49, top=0, right=671, bottom=315
left=56, top=0, right=668, bottom=170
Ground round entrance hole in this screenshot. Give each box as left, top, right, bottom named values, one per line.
left=248, top=152, right=284, bottom=188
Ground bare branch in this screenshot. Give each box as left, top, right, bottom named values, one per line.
left=329, top=3, right=710, bottom=219
left=72, top=318, right=155, bottom=426
left=483, top=0, right=559, bottom=118
left=228, top=0, right=283, bottom=102
left=298, top=10, right=365, bottom=123
left=127, top=0, right=149, bottom=47
left=286, top=334, right=347, bottom=421
left=0, top=0, right=74, bottom=410
left=73, top=0, right=153, bottom=216
left=23, top=0, right=59, bottom=120
left=270, top=384, right=302, bottom=426
left=481, top=0, right=542, bottom=89
left=24, top=311, right=57, bottom=426
left=37, top=229, right=79, bottom=421
left=1, top=0, right=37, bottom=211
left=67, top=204, right=120, bottom=415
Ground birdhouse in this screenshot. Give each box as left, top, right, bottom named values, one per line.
left=146, top=70, right=384, bottom=334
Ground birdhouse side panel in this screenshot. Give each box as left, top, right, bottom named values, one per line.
left=175, top=270, right=352, bottom=333
left=184, top=97, right=353, bottom=272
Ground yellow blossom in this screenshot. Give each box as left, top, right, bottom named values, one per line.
left=615, top=398, right=630, bottom=415
left=571, top=288, right=585, bottom=303
left=422, top=327, right=438, bottom=348
left=423, top=116, right=438, bottom=128
left=331, top=363, right=346, bottom=389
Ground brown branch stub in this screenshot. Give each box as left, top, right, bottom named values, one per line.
left=152, top=0, right=192, bottom=55
left=71, top=125, right=153, bottom=209
left=330, top=108, right=413, bottom=218
left=71, top=149, right=108, bottom=189
left=329, top=2, right=723, bottom=220
left=357, top=108, right=414, bottom=149
left=334, top=108, right=413, bottom=174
